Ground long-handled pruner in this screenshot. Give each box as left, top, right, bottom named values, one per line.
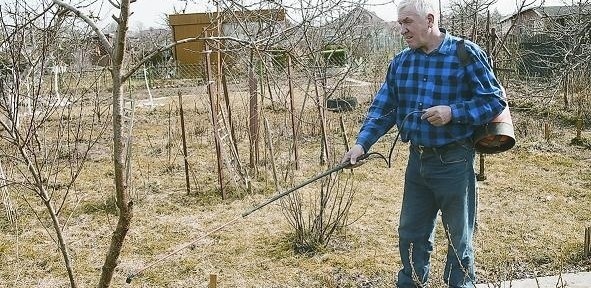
left=126, top=152, right=387, bottom=284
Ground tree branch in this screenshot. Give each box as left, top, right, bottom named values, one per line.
left=0, top=3, right=56, bottom=47
left=121, top=37, right=200, bottom=81
left=52, top=0, right=113, bottom=58
left=108, top=0, right=121, bottom=9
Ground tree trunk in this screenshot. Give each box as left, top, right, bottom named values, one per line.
left=98, top=1, right=133, bottom=285
left=98, top=76, right=133, bottom=288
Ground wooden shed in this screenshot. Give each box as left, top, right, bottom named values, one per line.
left=169, top=9, right=286, bottom=69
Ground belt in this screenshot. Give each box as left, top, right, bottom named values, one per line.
left=410, top=139, right=470, bottom=153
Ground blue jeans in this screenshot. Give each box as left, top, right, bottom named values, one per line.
left=397, top=143, right=476, bottom=288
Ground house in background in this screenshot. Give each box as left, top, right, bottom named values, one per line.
left=499, top=5, right=591, bottom=36
left=323, top=7, right=400, bottom=63
left=498, top=5, right=591, bottom=77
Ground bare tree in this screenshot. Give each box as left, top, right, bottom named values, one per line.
left=49, top=0, right=220, bottom=285
left=0, top=1, right=110, bottom=287
left=447, top=0, right=500, bottom=40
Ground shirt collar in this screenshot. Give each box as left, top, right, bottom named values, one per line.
left=437, top=28, right=455, bottom=56
left=409, top=28, right=454, bottom=56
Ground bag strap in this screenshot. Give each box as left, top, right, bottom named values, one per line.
left=456, top=39, right=472, bottom=67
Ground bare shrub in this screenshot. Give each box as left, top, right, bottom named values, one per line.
left=281, top=167, right=355, bottom=254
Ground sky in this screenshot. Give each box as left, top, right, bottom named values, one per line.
left=119, top=0, right=571, bottom=30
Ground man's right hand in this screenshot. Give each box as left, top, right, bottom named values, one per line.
left=341, top=144, right=365, bottom=165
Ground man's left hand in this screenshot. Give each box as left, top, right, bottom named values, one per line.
left=421, top=105, right=452, bottom=126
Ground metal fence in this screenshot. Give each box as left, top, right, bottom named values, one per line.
left=59, top=64, right=208, bottom=92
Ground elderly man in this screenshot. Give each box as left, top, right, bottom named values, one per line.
left=342, top=0, right=506, bottom=287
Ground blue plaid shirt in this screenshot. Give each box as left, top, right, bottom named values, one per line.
left=356, top=29, right=506, bottom=151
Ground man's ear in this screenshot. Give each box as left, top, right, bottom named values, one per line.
left=427, top=13, right=434, bottom=27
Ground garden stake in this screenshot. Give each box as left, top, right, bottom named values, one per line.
left=126, top=152, right=387, bottom=284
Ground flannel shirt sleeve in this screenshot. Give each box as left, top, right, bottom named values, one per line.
left=355, top=62, right=398, bottom=152
left=449, top=43, right=507, bottom=126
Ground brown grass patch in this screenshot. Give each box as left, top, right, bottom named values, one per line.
left=0, top=80, right=590, bottom=287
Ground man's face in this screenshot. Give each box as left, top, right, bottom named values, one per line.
left=397, top=7, right=431, bottom=50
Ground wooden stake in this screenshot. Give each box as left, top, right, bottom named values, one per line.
left=248, top=59, right=260, bottom=174
left=339, top=115, right=350, bottom=152
left=585, top=227, right=590, bottom=258
left=576, top=118, right=583, bottom=140
left=204, top=38, right=225, bottom=199
left=313, top=70, right=329, bottom=165
left=564, top=73, right=569, bottom=109
left=266, top=67, right=275, bottom=111
left=259, top=61, right=266, bottom=110
left=167, top=102, right=172, bottom=171
left=544, top=122, right=551, bottom=142
left=477, top=153, right=487, bottom=181
left=178, top=90, right=191, bottom=195
left=485, top=11, right=491, bottom=56
left=287, top=54, right=299, bottom=170
left=264, top=117, right=279, bottom=191
left=221, top=72, right=238, bottom=154
left=209, top=274, right=217, bottom=288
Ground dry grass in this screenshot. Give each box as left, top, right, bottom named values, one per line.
left=0, top=79, right=590, bottom=288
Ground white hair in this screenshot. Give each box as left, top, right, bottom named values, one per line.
left=397, top=0, right=439, bottom=20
